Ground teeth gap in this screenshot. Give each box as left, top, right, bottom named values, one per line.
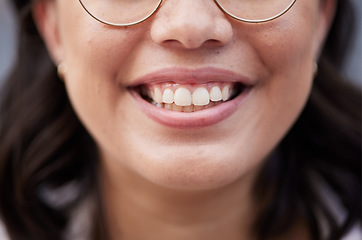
left=228, top=83, right=243, bottom=101
left=140, top=88, right=152, bottom=102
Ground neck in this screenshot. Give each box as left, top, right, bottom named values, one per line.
left=99, top=162, right=260, bottom=240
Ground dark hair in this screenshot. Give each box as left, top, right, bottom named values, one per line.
left=0, top=0, right=360, bottom=240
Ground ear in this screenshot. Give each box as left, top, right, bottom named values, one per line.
left=32, top=0, right=63, bottom=64
left=313, top=0, right=337, bottom=60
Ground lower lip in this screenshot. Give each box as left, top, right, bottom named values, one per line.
left=130, top=88, right=251, bottom=128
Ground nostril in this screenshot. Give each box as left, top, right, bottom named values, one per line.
left=150, top=5, right=233, bottom=49
left=152, top=32, right=230, bottom=49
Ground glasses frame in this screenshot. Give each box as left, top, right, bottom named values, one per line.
left=78, top=0, right=297, bottom=27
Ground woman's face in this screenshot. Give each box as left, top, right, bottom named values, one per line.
left=37, top=0, right=334, bottom=189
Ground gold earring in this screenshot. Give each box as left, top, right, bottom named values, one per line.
left=57, top=63, right=67, bottom=79
left=313, top=62, right=318, bottom=77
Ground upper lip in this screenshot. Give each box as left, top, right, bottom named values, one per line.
left=128, top=67, right=254, bottom=87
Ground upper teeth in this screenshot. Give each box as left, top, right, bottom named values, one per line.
left=175, top=87, right=192, bottom=106
left=192, top=87, right=209, bottom=106
left=145, top=83, right=234, bottom=107
left=210, top=86, right=223, bottom=101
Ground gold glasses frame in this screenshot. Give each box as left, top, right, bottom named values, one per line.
left=78, top=0, right=297, bottom=27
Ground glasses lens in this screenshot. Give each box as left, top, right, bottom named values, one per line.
left=215, top=0, right=295, bottom=22
left=80, top=0, right=162, bottom=25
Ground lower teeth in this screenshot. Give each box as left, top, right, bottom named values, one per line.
left=152, top=101, right=223, bottom=112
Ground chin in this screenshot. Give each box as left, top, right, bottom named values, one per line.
left=121, top=144, right=265, bottom=191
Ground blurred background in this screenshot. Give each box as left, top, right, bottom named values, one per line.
left=0, top=0, right=361, bottom=86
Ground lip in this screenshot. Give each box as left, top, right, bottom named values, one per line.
left=128, top=67, right=254, bottom=86
left=128, top=67, right=253, bottom=128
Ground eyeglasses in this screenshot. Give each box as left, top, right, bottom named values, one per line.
left=79, top=0, right=297, bottom=27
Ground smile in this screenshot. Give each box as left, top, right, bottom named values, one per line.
left=139, top=82, right=244, bottom=112
left=129, top=67, right=253, bottom=128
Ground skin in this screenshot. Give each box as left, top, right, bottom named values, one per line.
left=33, top=0, right=336, bottom=239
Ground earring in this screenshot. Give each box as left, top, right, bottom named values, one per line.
left=313, top=62, right=318, bottom=77
left=57, top=63, right=67, bottom=79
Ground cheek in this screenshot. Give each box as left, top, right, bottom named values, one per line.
left=251, top=2, right=317, bottom=100
left=229, top=3, right=319, bottom=161
left=57, top=0, right=148, bottom=84
left=254, top=19, right=316, bottom=76
left=56, top=0, right=149, bottom=136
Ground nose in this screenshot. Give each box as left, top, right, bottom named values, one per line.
left=150, top=0, right=233, bottom=49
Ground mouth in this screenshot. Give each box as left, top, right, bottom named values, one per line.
left=128, top=67, right=253, bottom=128
left=135, top=82, right=245, bottom=113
